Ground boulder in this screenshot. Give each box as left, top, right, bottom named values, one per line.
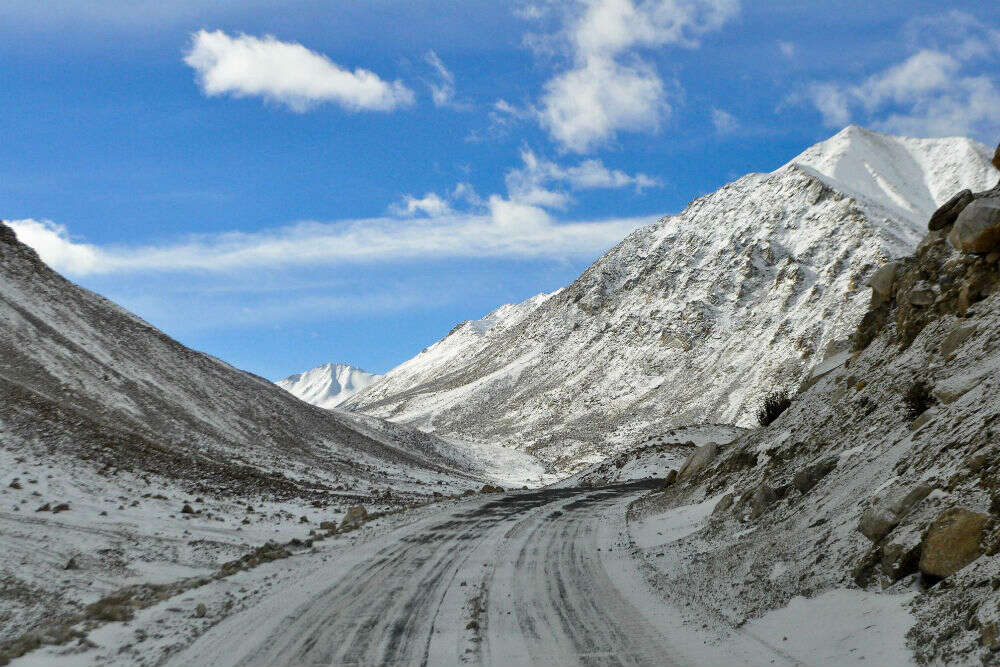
left=949, top=198, right=1000, bottom=254
left=908, top=281, right=937, bottom=306
left=662, top=469, right=677, bottom=487
left=858, top=484, right=933, bottom=542
left=792, top=458, right=837, bottom=494
left=866, top=262, right=900, bottom=305
left=748, top=484, right=776, bottom=519
left=939, top=324, right=976, bottom=357
left=928, top=189, right=974, bottom=230
left=994, top=143, right=1000, bottom=171
left=341, top=505, right=368, bottom=529
left=880, top=527, right=922, bottom=582
left=712, top=493, right=734, bottom=515
left=677, top=443, right=719, bottom=481
left=919, top=507, right=990, bottom=579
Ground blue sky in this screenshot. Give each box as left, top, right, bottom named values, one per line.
left=3, top=1, right=999, bottom=379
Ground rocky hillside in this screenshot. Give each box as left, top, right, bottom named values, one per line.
left=0, top=221, right=485, bottom=499
left=629, top=145, right=1000, bottom=664
left=276, top=363, right=380, bottom=409
left=348, top=126, right=998, bottom=472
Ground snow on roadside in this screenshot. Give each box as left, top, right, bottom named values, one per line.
left=743, top=588, right=917, bottom=666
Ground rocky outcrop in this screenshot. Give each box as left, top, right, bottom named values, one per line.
left=677, top=443, right=719, bottom=481
left=929, top=189, right=974, bottom=231
left=949, top=198, right=1000, bottom=254
left=341, top=505, right=368, bottom=529
left=919, top=507, right=990, bottom=579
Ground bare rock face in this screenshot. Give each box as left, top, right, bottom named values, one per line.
left=792, top=458, right=837, bottom=494
left=928, top=189, right=974, bottom=231
left=919, top=507, right=990, bottom=579
left=341, top=505, right=368, bottom=529
left=993, top=143, right=1000, bottom=171
left=949, top=198, right=1000, bottom=254
left=747, top=484, right=776, bottom=519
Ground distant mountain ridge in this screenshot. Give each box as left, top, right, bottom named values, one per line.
left=346, top=126, right=999, bottom=472
left=277, top=363, right=380, bottom=409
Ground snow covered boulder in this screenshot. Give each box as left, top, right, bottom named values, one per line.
left=919, top=507, right=990, bottom=579
left=858, top=484, right=933, bottom=543
left=792, top=458, right=837, bottom=494
left=949, top=198, right=1000, bottom=254
left=928, top=189, right=974, bottom=231
left=677, top=443, right=719, bottom=481
left=341, top=505, right=368, bottom=529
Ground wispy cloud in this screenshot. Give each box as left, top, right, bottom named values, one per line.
left=7, top=212, right=656, bottom=277
left=183, top=30, right=414, bottom=112
left=711, top=108, right=738, bottom=134
left=424, top=50, right=470, bottom=110
left=799, top=11, right=1000, bottom=139
left=529, top=0, right=740, bottom=152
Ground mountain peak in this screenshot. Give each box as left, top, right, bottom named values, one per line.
left=779, top=126, right=997, bottom=227
left=276, top=362, right=381, bottom=409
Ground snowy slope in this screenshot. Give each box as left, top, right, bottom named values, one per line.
left=276, top=363, right=380, bottom=409
left=348, top=127, right=998, bottom=472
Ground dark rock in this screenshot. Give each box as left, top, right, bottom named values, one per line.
left=792, top=458, right=837, bottom=494
left=748, top=484, right=776, bottom=519
left=181, top=504, right=195, bottom=514
left=195, top=603, right=207, bottom=618
left=35, top=503, right=50, bottom=512
left=662, top=469, right=677, bottom=487
left=928, top=189, right=974, bottom=230
left=994, top=143, right=1000, bottom=172
left=64, top=556, right=80, bottom=570
left=51, top=502, right=70, bottom=513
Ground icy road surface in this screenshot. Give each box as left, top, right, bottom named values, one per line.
left=169, top=482, right=797, bottom=667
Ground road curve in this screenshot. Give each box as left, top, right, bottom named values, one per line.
left=170, top=482, right=789, bottom=667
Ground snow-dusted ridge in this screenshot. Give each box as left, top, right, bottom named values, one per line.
left=276, top=363, right=380, bottom=409
left=348, top=126, right=999, bottom=472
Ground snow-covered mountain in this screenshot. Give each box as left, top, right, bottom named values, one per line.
left=277, top=363, right=381, bottom=409
left=0, top=221, right=486, bottom=498
left=347, top=126, right=998, bottom=471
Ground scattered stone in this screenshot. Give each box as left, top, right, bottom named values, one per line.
left=181, top=504, right=195, bottom=514
left=949, top=198, right=1000, bottom=253
left=919, top=507, right=990, bottom=579
left=480, top=484, right=505, bottom=494
left=194, top=603, right=207, bottom=618
left=299, top=515, right=309, bottom=523
left=319, top=521, right=337, bottom=531
left=341, top=505, right=368, bottom=529
left=8, top=479, right=21, bottom=490
left=792, top=458, right=837, bottom=494
left=928, top=189, right=974, bottom=230
left=35, top=503, right=50, bottom=512
left=64, top=556, right=80, bottom=571
left=51, top=502, right=70, bottom=513
left=662, top=469, right=677, bottom=488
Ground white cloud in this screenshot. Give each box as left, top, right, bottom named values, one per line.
left=7, top=212, right=656, bottom=277
left=183, top=30, right=414, bottom=112
left=424, top=50, right=469, bottom=110
left=711, top=108, right=738, bottom=134
left=778, top=41, right=795, bottom=58
left=389, top=193, right=454, bottom=217
left=534, top=0, right=740, bottom=152
left=801, top=13, right=1000, bottom=140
